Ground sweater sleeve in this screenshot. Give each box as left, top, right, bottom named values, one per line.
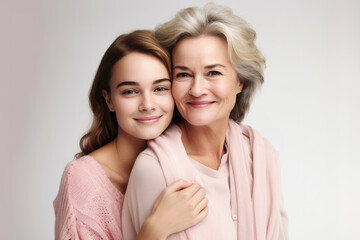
left=54, top=162, right=80, bottom=240
left=54, top=160, right=119, bottom=240
left=122, top=151, right=168, bottom=240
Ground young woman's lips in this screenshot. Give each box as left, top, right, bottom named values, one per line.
left=135, top=116, right=162, bottom=124
left=188, top=101, right=214, bottom=108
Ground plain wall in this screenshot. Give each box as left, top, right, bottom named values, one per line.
left=1, top=0, right=359, bottom=239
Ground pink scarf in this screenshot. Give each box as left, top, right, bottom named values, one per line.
left=147, top=119, right=287, bottom=239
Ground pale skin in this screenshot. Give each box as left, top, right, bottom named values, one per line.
left=90, top=52, right=208, bottom=240
left=172, top=35, right=243, bottom=170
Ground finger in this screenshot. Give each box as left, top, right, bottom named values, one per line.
left=193, top=196, right=208, bottom=215
left=165, top=179, right=192, bottom=193
left=189, top=187, right=207, bottom=206
left=152, top=179, right=191, bottom=211
left=192, top=205, right=208, bottom=226
left=179, top=183, right=202, bottom=197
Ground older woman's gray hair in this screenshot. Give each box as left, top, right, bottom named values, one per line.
left=155, top=3, right=265, bottom=122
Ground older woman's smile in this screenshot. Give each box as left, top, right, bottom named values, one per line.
left=172, top=36, right=242, bottom=127
left=187, top=100, right=215, bottom=108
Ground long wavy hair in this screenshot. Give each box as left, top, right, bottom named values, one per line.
left=75, top=30, right=171, bottom=158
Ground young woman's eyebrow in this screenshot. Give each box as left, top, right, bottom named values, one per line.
left=116, top=78, right=170, bottom=89
left=116, top=81, right=139, bottom=88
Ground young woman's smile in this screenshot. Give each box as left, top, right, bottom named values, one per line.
left=104, top=52, right=174, bottom=140
left=134, top=115, right=162, bottom=125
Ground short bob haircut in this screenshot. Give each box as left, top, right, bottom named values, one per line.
left=76, top=30, right=171, bottom=158
left=155, top=3, right=265, bottom=122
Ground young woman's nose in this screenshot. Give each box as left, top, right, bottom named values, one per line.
left=138, top=94, right=155, bottom=112
left=188, top=75, right=207, bottom=97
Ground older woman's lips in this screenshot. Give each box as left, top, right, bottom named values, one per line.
left=135, top=116, right=162, bottom=124
left=188, top=101, right=214, bottom=108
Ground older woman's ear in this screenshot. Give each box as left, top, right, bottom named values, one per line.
left=237, top=79, right=244, bottom=94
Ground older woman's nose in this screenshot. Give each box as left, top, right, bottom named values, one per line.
left=188, top=76, right=207, bottom=97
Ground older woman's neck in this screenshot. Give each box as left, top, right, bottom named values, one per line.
left=179, top=120, right=228, bottom=170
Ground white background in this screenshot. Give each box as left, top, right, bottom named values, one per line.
left=1, top=0, right=359, bottom=239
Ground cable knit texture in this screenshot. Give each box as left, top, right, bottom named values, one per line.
left=54, top=156, right=124, bottom=240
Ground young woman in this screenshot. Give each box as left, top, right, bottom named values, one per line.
left=54, top=30, right=208, bottom=240
left=122, top=4, right=288, bottom=240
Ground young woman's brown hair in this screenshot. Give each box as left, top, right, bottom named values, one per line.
left=76, top=30, right=171, bottom=157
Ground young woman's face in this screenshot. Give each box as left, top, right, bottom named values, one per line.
left=172, top=36, right=243, bottom=127
left=104, top=52, right=174, bottom=140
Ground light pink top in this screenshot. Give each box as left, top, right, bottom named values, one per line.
left=189, top=151, right=237, bottom=239
left=54, top=156, right=124, bottom=240
left=122, top=120, right=288, bottom=240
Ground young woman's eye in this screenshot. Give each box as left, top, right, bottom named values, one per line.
left=122, top=89, right=138, bottom=95
left=154, top=86, right=168, bottom=92
left=208, top=71, right=221, bottom=76
left=175, top=72, right=191, bottom=78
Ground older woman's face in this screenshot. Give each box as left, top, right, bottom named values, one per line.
left=172, top=36, right=243, bottom=127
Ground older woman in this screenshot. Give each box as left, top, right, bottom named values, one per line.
left=122, top=4, right=288, bottom=240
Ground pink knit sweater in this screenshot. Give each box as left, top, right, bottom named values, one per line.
left=54, top=156, right=124, bottom=240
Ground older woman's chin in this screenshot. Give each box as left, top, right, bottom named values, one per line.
left=181, top=114, right=230, bottom=127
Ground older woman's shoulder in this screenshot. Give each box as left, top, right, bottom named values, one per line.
left=231, top=120, right=277, bottom=153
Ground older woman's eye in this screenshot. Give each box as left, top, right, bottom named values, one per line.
left=208, top=71, right=221, bottom=76
left=175, top=72, right=191, bottom=78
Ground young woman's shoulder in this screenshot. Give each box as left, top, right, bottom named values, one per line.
left=63, top=156, right=101, bottom=185
left=56, top=154, right=124, bottom=209
left=56, top=156, right=111, bottom=206
left=63, top=155, right=97, bottom=176
left=54, top=155, right=123, bottom=240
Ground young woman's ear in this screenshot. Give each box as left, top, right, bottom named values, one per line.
left=102, top=89, right=115, bottom=112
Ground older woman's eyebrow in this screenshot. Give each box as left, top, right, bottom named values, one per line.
left=173, top=64, right=226, bottom=70
left=173, top=65, right=189, bottom=70
left=205, top=64, right=226, bottom=69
